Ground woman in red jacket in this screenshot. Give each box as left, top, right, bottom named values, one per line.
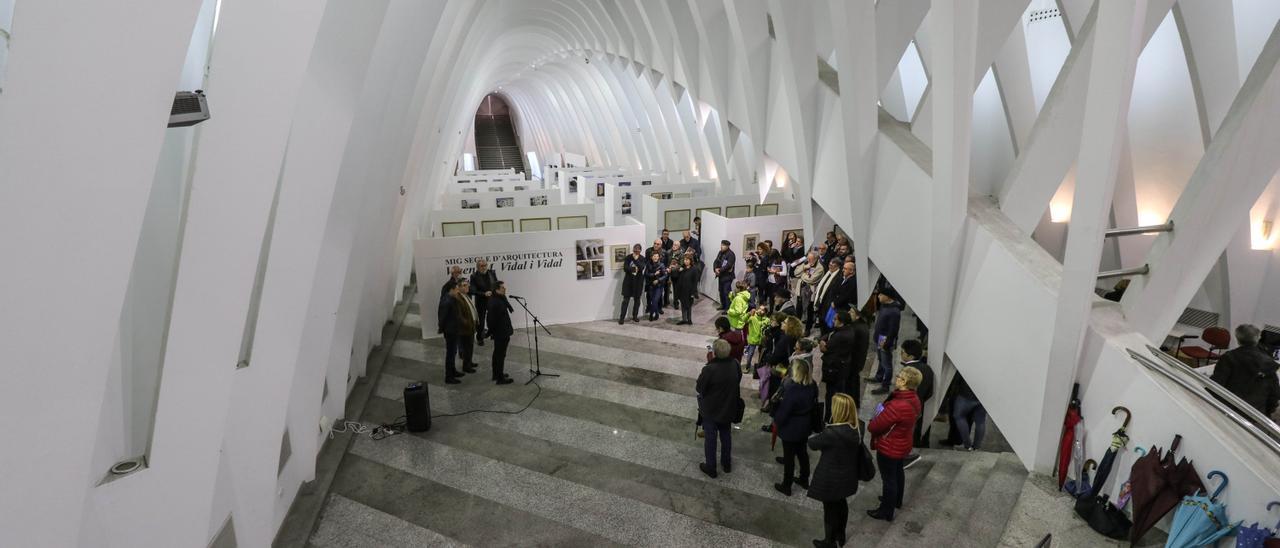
left=865, top=366, right=923, bottom=522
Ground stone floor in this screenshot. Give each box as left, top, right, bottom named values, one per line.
left=281, top=295, right=1157, bottom=547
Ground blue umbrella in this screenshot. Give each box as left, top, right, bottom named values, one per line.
left=1234, top=501, right=1280, bottom=548
left=1165, top=471, right=1240, bottom=548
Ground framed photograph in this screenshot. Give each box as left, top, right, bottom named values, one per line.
left=457, top=180, right=472, bottom=184
left=696, top=206, right=721, bottom=218
left=575, top=238, right=605, bottom=261
left=481, top=220, right=514, bottom=234
left=596, top=182, right=606, bottom=197
left=557, top=215, right=588, bottom=230
left=641, top=180, right=653, bottom=186
left=743, top=233, right=759, bottom=253
left=651, top=192, right=673, bottom=200
left=621, top=200, right=632, bottom=215
left=488, top=186, right=503, bottom=192
left=460, top=187, right=477, bottom=193
left=673, top=192, right=692, bottom=199
left=782, top=228, right=804, bottom=246
left=664, top=209, right=692, bottom=231
left=568, top=178, right=578, bottom=193
left=575, top=260, right=591, bottom=280
left=622, top=192, right=632, bottom=200
left=591, top=260, right=605, bottom=278
left=754, top=203, right=779, bottom=216
left=441, top=221, right=475, bottom=237
left=610, top=244, right=629, bottom=269
left=460, top=199, right=480, bottom=209
left=618, top=181, right=632, bottom=187
left=520, top=218, right=552, bottom=232
left=725, top=205, right=751, bottom=219
left=495, top=197, right=514, bottom=208
left=514, top=185, right=527, bottom=191
left=529, top=195, right=548, bottom=206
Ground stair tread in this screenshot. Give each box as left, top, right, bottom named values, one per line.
left=875, top=455, right=990, bottom=547
left=961, top=453, right=1029, bottom=548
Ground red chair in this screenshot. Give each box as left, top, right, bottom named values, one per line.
left=1175, top=327, right=1231, bottom=367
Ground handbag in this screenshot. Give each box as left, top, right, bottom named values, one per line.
left=762, top=384, right=785, bottom=413
left=823, top=305, right=836, bottom=329
left=856, top=430, right=877, bottom=482
left=732, top=396, right=746, bottom=424
left=810, top=401, right=825, bottom=433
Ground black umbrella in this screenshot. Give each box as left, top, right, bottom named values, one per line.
left=1088, top=406, right=1131, bottom=498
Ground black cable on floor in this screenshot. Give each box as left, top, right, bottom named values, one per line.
left=430, top=380, right=542, bottom=420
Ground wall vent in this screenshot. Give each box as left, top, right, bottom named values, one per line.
left=169, top=90, right=210, bottom=128
left=1177, top=307, right=1220, bottom=329
left=1028, top=8, right=1061, bottom=23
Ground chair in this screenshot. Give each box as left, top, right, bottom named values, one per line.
left=1175, top=327, right=1231, bottom=367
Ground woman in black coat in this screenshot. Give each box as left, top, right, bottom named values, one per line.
left=673, top=254, right=700, bottom=325
left=808, top=392, right=864, bottom=548
left=771, top=359, right=819, bottom=496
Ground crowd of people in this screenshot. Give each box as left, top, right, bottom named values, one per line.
left=436, top=261, right=516, bottom=385
left=620, top=226, right=706, bottom=324
left=688, top=228, right=992, bottom=546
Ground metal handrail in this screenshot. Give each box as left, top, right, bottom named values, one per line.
left=1105, top=221, right=1174, bottom=238
left=1098, top=264, right=1149, bottom=279
left=1126, top=346, right=1280, bottom=455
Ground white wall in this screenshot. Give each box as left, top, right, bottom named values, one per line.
left=413, top=222, right=646, bottom=336
left=439, top=188, right=561, bottom=210
left=641, top=192, right=798, bottom=246
left=601, top=181, right=716, bottom=226
left=698, top=212, right=806, bottom=304
left=428, top=203, right=596, bottom=237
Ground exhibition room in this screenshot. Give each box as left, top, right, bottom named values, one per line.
left=3, top=0, right=1280, bottom=547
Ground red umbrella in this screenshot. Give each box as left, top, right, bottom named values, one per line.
left=1057, top=384, right=1083, bottom=489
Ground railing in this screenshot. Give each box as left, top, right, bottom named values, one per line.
left=1126, top=345, right=1280, bottom=455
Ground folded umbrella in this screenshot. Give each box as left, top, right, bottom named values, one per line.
left=1058, top=384, right=1083, bottom=490
left=1089, top=406, right=1132, bottom=498
left=1165, top=471, right=1239, bottom=547
left=1075, top=493, right=1132, bottom=540
left=1065, top=459, right=1096, bottom=498
left=1235, top=501, right=1280, bottom=548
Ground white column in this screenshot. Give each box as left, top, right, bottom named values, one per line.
left=99, top=0, right=328, bottom=544
left=928, top=0, right=979, bottom=423
left=830, top=0, right=878, bottom=302
left=0, top=0, right=203, bottom=543
left=1038, top=0, right=1147, bottom=471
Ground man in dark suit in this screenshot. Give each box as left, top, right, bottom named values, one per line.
left=831, top=261, right=859, bottom=312
left=619, top=244, right=645, bottom=324
left=487, top=281, right=515, bottom=385
left=440, top=265, right=463, bottom=297
left=470, top=259, right=499, bottom=346
left=870, top=291, right=903, bottom=395
left=812, top=258, right=843, bottom=335
left=713, top=240, right=736, bottom=310
left=438, top=279, right=479, bottom=384
left=820, top=310, right=868, bottom=421
left=696, top=339, right=743, bottom=478
left=660, top=229, right=674, bottom=251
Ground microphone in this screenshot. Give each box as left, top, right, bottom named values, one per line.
left=509, top=295, right=526, bottom=301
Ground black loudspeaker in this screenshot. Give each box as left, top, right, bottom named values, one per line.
left=404, top=382, right=431, bottom=432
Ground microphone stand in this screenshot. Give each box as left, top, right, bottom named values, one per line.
left=510, top=296, right=558, bottom=384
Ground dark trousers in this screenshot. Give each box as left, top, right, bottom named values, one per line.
left=491, top=336, right=510, bottom=380
left=718, top=277, right=732, bottom=309
left=822, top=499, right=849, bottom=544
left=679, top=295, right=693, bottom=322
left=443, top=334, right=462, bottom=378
left=458, top=336, right=475, bottom=368
left=473, top=296, right=489, bottom=340
left=876, top=452, right=906, bottom=518
left=759, top=283, right=775, bottom=312
left=876, top=348, right=894, bottom=389
left=953, top=395, right=988, bottom=449
left=703, top=420, right=732, bottom=471
left=780, top=440, right=810, bottom=488
left=647, top=285, right=664, bottom=315
left=620, top=293, right=641, bottom=321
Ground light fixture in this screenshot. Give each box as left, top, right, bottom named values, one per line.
left=1252, top=219, right=1276, bottom=250
left=1049, top=201, right=1071, bottom=223
left=1138, top=210, right=1165, bottom=227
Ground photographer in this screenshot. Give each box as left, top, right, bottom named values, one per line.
left=618, top=244, right=645, bottom=324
